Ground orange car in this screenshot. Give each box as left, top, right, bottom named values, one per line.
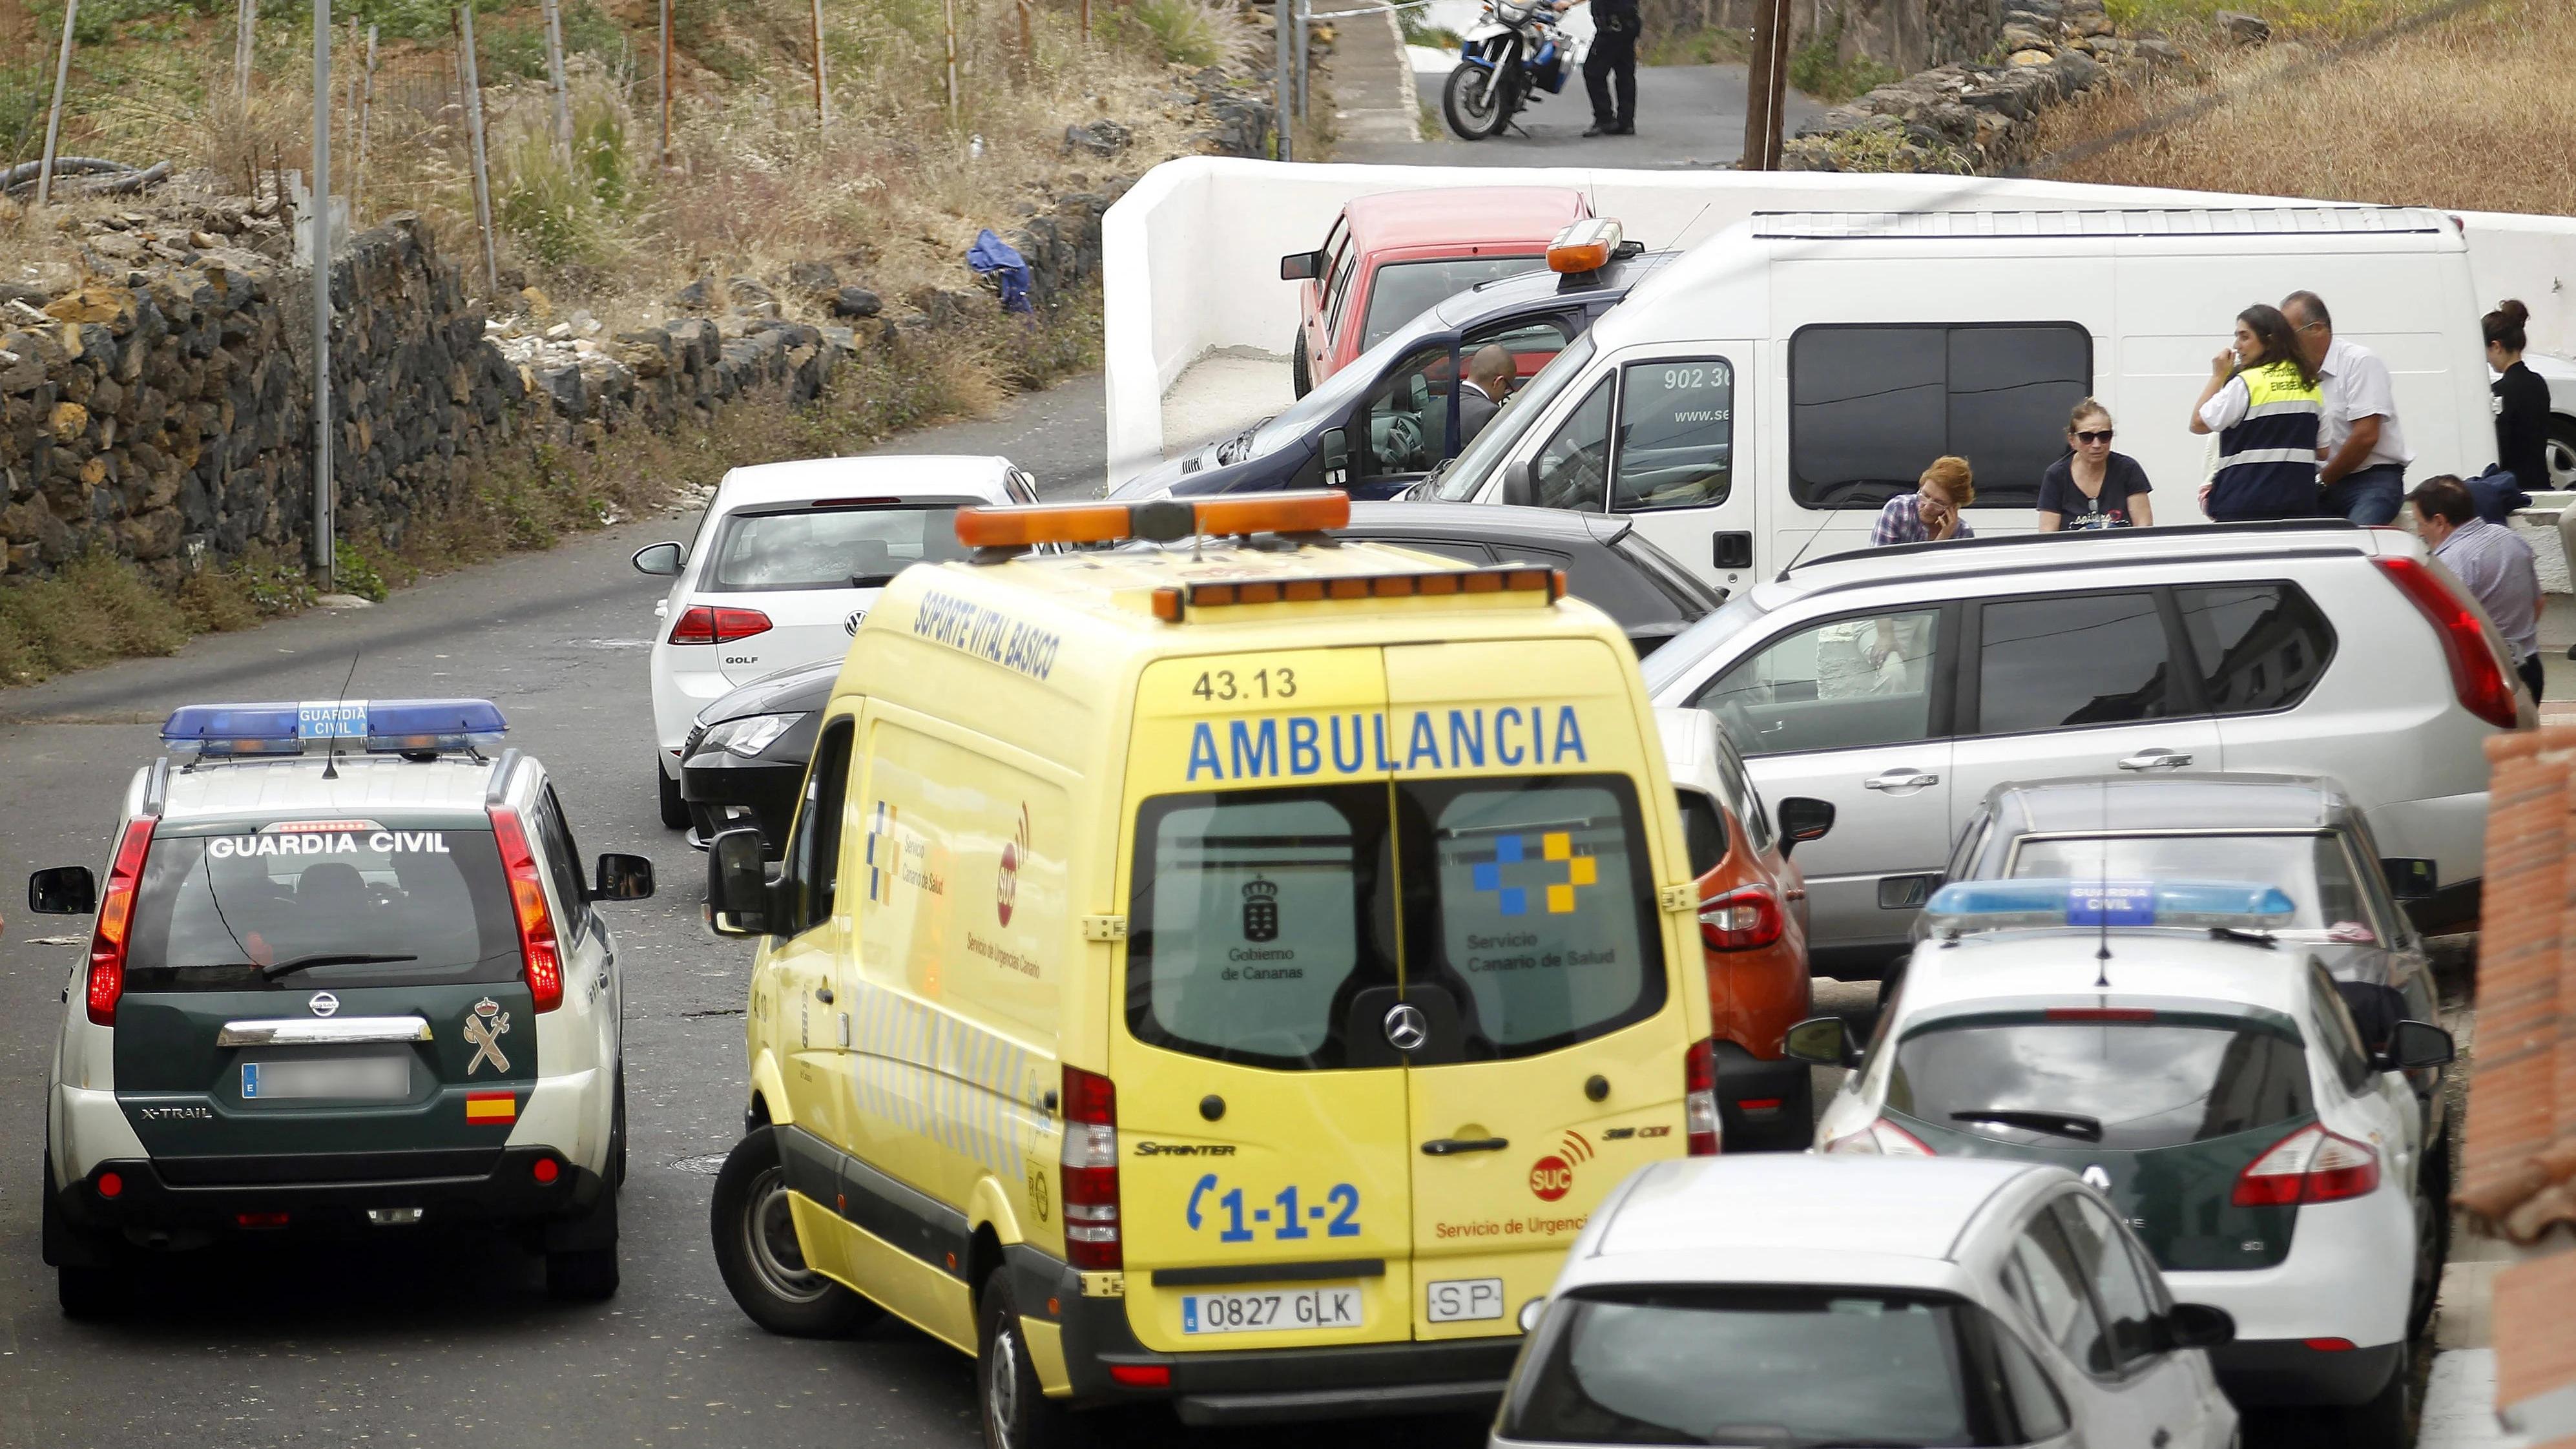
left=1278, top=186, right=1591, bottom=396
left=1659, top=708, right=1836, bottom=1151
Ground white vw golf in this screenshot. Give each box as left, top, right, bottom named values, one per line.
left=632, top=455, right=1034, bottom=828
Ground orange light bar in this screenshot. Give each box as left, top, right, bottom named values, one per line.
left=1548, top=217, right=1625, bottom=274
left=955, top=500, right=1137, bottom=548
left=955, top=491, right=1353, bottom=552
left=1184, top=565, right=1563, bottom=610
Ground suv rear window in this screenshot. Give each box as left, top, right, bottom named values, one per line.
left=1127, top=775, right=1663, bottom=1069
left=1889, top=1017, right=2312, bottom=1151
left=707, top=505, right=972, bottom=591
left=1502, top=1286, right=2061, bottom=1447
left=125, top=827, right=522, bottom=992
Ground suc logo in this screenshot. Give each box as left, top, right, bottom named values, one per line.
left=997, top=803, right=1031, bottom=927
left=1528, top=1130, right=1595, bottom=1202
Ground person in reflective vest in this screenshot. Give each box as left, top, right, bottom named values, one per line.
left=2188, top=303, right=2324, bottom=522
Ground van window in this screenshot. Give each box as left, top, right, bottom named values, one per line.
left=1415, top=777, right=1663, bottom=1055
left=1610, top=358, right=1733, bottom=512
left=2176, top=583, right=2336, bottom=715
left=1534, top=377, right=1615, bottom=512
left=1128, top=786, right=1395, bottom=1070
left=1789, top=323, right=2092, bottom=512
left=783, top=720, right=854, bottom=935
left=1973, top=592, right=2181, bottom=734
left=1694, top=609, right=1944, bottom=758
left=1436, top=334, right=1597, bottom=501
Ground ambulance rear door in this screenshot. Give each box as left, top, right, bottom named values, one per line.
left=1111, top=647, right=1415, bottom=1355
left=1383, top=639, right=1699, bottom=1342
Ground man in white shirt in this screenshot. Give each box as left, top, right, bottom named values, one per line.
left=2283, top=290, right=2413, bottom=525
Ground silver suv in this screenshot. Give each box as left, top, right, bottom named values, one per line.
left=1639, top=520, right=2526, bottom=977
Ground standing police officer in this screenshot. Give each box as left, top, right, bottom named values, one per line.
left=1557, top=0, right=1639, bottom=136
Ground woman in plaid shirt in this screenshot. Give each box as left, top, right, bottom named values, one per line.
left=1871, top=456, right=1976, bottom=546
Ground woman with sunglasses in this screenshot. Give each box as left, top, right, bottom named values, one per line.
left=2037, top=399, right=2154, bottom=530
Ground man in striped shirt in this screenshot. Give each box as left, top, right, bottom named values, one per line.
left=2410, top=475, right=2542, bottom=702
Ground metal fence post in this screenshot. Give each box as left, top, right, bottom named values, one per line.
left=312, top=0, right=333, bottom=585
left=455, top=1, right=499, bottom=294
left=35, top=0, right=77, bottom=209
left=1272, top=0, right=1291, bottom=161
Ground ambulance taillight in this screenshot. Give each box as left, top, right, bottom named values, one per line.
left=1061, top=1065, right=1122, bottom=1269
left=1684, top=1039, right=1721, bottom=1156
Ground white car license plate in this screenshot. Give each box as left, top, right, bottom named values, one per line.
left=1180, top=1284, right=1362, bottom=1335
left=240, top=1058, right=410, bottom=1101
left=1426, top=1277, right=1505, bottom=1322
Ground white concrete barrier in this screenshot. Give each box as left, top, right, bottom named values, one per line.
left=1101, top=156, right=2576, bottom=487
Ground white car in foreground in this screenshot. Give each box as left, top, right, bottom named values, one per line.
left=632, top=455, right=1034, bottom=826
left=1497, top=1155, right=2239, bottom=1449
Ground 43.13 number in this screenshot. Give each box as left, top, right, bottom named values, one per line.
left=1192, top=667, right=1296, bottom=703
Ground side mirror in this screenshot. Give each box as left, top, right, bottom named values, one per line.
left=705, top=827, right=776, bottom=938
left=1499, top=459, right=1536, bottom=508
left=592, top=853, right=656, bottom=902
left=1777, top=797, right=1836, bottom=857
left=1782, top=1015, right=1856, bottom=1068
left=2160, top=1302, right=2236, bottom=1351
left=28, top=866, right=95, bottom=915
left=1279, top=249, right=1328, bottom=282
left=631, top=541, right=685, bottom=576
left=2382, top=857, right=2437, bottom=902
left=1318, top=428, right=1350, bottom=490
left=2389, top=1018, right=2457, bottom=1070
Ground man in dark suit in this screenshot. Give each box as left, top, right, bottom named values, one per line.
left=1456, top=345, right=1514, bottom=446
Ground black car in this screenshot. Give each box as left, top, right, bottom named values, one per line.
left=681, top=501, right=1722, bottom=853
left=1114, top=247, right=1672, bottom=503
left=676, top=658, right=833, bottom=852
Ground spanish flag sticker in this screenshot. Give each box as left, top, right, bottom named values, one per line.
left=466, top=1092, right=517, bottom=1124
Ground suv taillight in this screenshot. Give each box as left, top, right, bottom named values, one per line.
left=2232, top=1123, right=2380, bottom=1206
left=487, top=806, right=565, bottom=1012
left=667, top=606, right=773, bottom=646
left=86, top=818, right=156, bottom=1026
left=1684, top=1039, right=1721, bottom=1156
left=1699, top=884, right=1782, bottom=951
left=1822, top=1119, right=1935, bottom=1156
left=1061, top=1065, right=1121, bottom=1269
left=2374, top=556, right=2518, bottom=729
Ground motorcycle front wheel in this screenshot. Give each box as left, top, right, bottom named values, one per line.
left=1443, top=53, right=1518, bottom=139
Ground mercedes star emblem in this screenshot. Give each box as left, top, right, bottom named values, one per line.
left=1382, top=1003, right=1429, bottom=1052
left=2081, top=1164, right=2112, bottom=1191
left=309, top=992, right=340, bottom=1019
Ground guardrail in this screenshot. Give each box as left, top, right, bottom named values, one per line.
left=1101, top=156, right=2576, bottom=488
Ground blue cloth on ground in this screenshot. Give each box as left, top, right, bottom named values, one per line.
left=967, top=228, right=1033, bottom=314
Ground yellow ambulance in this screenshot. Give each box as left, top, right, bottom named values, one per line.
left=701, top=492, right=1718, bottom=1449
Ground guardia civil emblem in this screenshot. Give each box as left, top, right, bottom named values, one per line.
left=464, top=997, right=512, bottom=1076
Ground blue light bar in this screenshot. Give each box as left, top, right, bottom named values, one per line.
left=1924, top=878, right=2298, bottom=935
left=161, top=699, right=508, bottom=756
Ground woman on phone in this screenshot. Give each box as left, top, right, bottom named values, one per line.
left=2038, top=399, right=2153, bottom=530
left=2190, top=304, right=2323, bottom=522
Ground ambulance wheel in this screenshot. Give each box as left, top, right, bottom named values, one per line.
left=546, top=1247, right=619, bottom=1301
left=711, top=1127, right=877, bottom=1337
left=2332, top=1342, right=2411, bottom=1449
left=658, top=764, right=689, bottom=829
left=979, top=1267, right=1086, bottom=1449
left=57, top=1264, right=129, bottom=1320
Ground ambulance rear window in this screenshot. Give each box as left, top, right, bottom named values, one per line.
left=123, top=828, right=523, bottom=992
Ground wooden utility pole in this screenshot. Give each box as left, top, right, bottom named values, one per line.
left=312, top=0, right=333, bottom=585
left=235, top=0, right=256, bottom=103
left=454, top=1, right=498, bottom=294
left=1015, top=0, right=1031, bottom=84
left=353, top=23, right=376, bottom=213
left=810, top=0, right=830, bottom=124
left=35, top=0, right=76, bottom=208
left=541, top=0, right=571, bottom=154
left=1739, top=0, right=1791, bottom=171
left=659, top=0, right=673, bottom=166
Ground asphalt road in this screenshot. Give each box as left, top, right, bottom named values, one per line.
left=1336, top=63, right=1827, bottom=169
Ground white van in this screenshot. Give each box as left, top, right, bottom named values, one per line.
left=1420, top=207, right=2498, bottom=590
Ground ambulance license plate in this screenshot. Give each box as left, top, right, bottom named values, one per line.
left=1180, top=1284, right=1362, bottom=1335
left=240, top=1058, right=410, bottom=1100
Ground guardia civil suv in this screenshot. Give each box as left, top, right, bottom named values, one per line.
left=29, top=700, right=655, bottom=1317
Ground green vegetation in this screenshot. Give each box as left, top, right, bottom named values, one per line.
left=1789, top=8, right=1902, bottom=103
left=497, top=97, right=634, bottom=266
left=2103, top=0, right=2454, bottom=37
left=0, top=547, right=194, bottom=685
left=1127, top=0, right=1226, bottom=68
left=1643, top=26, right=1752, bottom=65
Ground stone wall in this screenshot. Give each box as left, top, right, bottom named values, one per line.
left=1637, top=0, right=1997, bottom=74
left=1780, top=0, right=2184, bottom=173
left=0, top=213, right=519, bottom=582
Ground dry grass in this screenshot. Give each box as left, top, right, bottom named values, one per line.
left=2036, top=0, right=2573, bottom=215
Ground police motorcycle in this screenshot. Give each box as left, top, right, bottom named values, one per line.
left=1443, top=0, right=1576, bottom=140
